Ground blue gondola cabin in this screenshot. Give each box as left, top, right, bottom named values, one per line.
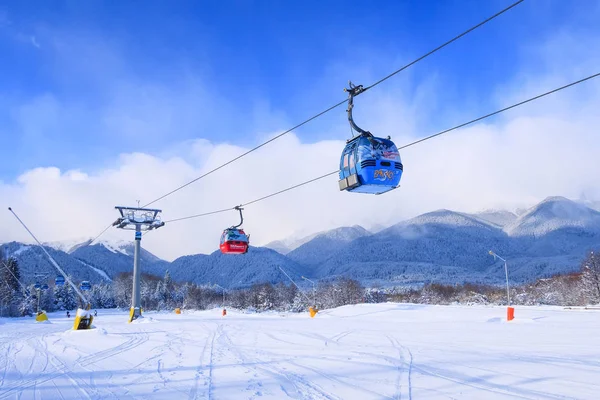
left=339, top=133, right=403, bottom=194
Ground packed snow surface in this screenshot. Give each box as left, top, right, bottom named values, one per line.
left=1, top=304, right=599, bottom=399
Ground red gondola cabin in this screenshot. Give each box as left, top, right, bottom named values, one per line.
left=219, top=228, right=249, bottom=254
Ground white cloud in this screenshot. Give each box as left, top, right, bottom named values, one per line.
left=30, top=35, right=40, bottom=48
left=2, top=90, right=599, bottom=262
left=2, top=20, right=600, bottom=261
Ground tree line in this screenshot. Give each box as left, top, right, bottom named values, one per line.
left=1, top=249, right=599, bottom=318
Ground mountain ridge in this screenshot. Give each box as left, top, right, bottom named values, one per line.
left=3, top=196, right=599, bottom=288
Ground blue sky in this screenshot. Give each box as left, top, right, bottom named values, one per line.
left=1, top=0, right=596, bottom=180
left=1, top=1, right=600, bottom=258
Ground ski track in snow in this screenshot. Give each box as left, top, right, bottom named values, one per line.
left=0, top=304, right=600, bottom=399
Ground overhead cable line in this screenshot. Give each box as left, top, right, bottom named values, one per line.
left=161, top=71, right=600, bottom=224
left=88, top=222, right=115, bottom=246
left=8, top=207, right=91, bottom=305
left=2, top=260, right=29, bottom=292
left=398, top=72, right=600, bottom=150
left=164, top=207, right=236, bottom=223
left=163, top=171, right=340, bottom=223
left=140, top=0, right=524, bottom=209
left=363, top=0, right=524, bottom=92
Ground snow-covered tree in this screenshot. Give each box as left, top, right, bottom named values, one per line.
left=20, top=286, right=35, bottom=316
left=249, top=283, right=277, bottom=311
left=274, top=282, right=297, bottom=311
left=290, top=291, right=309, bottom=312
left=2, top=257, right=21, bottom=291
left=364, top=287, right=387, bottom=304
left=112, top=273, right=132, bottom=309
left=581, top=251, right=600, bottom=305
left=40, top=286, right=55, bottom=312
left=53, top=278, right=78, bottom=311
left=0, top=258, right=26, bottom=317
left=89, top=283, right=116, bottom=309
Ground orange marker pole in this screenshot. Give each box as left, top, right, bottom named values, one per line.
left=507, top=306, right=515, bottom=321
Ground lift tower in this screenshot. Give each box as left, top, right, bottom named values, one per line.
left=113, top=206, right=164, bottom=322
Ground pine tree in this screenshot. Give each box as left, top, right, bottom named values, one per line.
left=154, top=280, right=166, bottom=310
left=163, top=270, right=173, bottom=292
left=1, top=257, right=26, bottom=316
left=112, top=273, right=132, bottom=309
left=20, top=286, right=35, bottom=316
left=64, top=281, right=78, bottom=310
left=53, top=277, right=78, bottom=311
left=40, top=287, right=55, bottom=312
left=581, top=251, right=600, bottom=305
left=3, top=257, right=21, bottom=292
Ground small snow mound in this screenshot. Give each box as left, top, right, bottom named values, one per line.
left=63, top=325, right=103, bottom=334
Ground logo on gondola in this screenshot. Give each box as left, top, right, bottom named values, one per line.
left=382, top=150, right=399, bottom=159
left=374, top=169, right=395, bottom=181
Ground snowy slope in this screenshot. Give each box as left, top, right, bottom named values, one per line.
left=263, top=229, right=332, bottom=254
left=315, top=210, right=511, bottom=285
left=42, top=237, right=164, bottom=264
left=473, top=209, right=518, bottom=227
left=287, top=225, right=371, bottom=266
left=1, top=304, right=599, bottom=399
left=261, top=240, right=292, bottom=255
left=506, top=196, right=600, bottom=237
left=169, top=246, right=309, bottom=288
left=71, top=243, right=169, bottom=279
left=43, top=237, right=92, bottom=253
left=0, top=242, right=113, bottom=284
left=302, top=202, right=600, bottom=286
left=579, top=198, right=600, bottom=212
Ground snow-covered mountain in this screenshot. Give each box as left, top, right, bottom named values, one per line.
left=43, top=237, right=163, bottom=261
left=312, top=210, right=511, bottom=285
left=43, top=237, right=92, bottom=253
left=0, top=241, right=114, bottom=284
left=263, top=230, right=325, bottom=255
left=262, top=240, right=293, bottom=255
left=473, top=210, right=518, bottom=227
left=287, top=225, right=372, bottom=266
left=505, top=196, right=600, bottom=237
left=70, top=242, right=168, bottom=278
left=305, top=198, right=599, bottom=286
left=169, top=247, right=309, bottom=288
left=4, top=196, right=599, bottom=288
